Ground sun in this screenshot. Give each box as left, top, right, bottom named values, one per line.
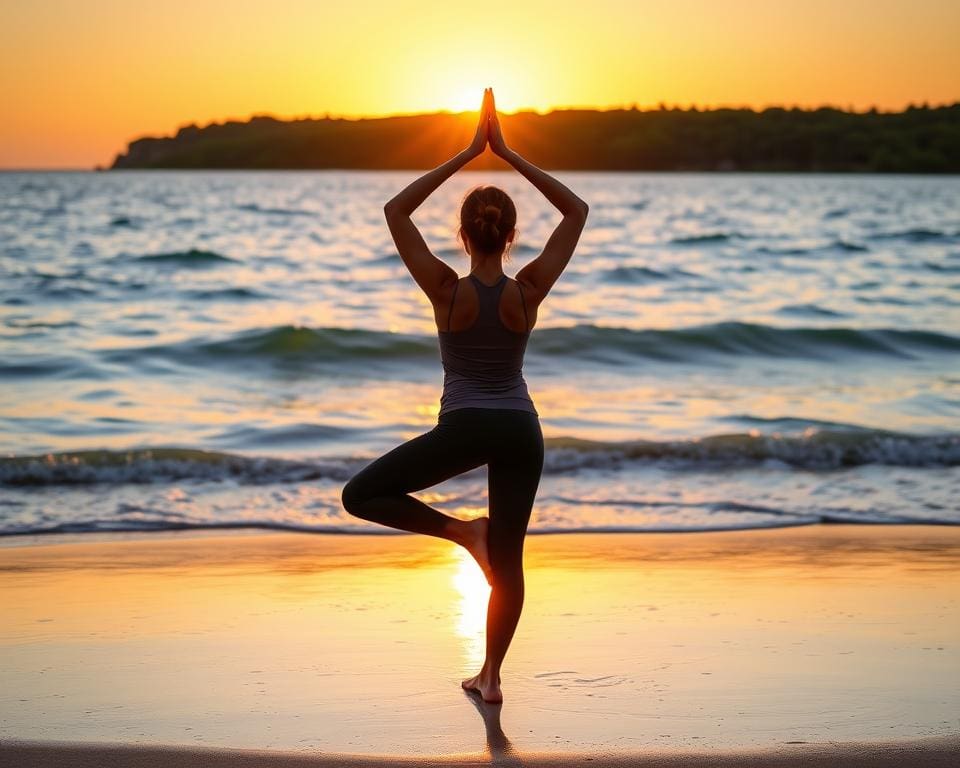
left=448, top=87, right=487, bottom=114
left=445, top=85, right=523, bottom=116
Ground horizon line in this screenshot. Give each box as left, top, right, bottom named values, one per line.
left=175, top=97, right=960, bottom=126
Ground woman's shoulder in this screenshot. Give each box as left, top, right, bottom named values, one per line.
left=504, top=277, right=537, bottom=333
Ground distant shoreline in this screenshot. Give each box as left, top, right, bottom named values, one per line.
left=106, top=104, right=960, bottom=173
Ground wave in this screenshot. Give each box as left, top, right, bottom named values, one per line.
left=670, top=233, right=730, bottom=245
left=93, top=322, right=960, bottom=373
left=0, top=520, right=389, bottom=538
left=869, top=228, right=956, bottom=243
left=202, top=327, right=430, bottom=362
left=718, top=415, right=878, bottom=432
left=543, top=430, right=960, bottom=471
left=0, top=356, right=101, bottom=379
left=599, top=265, right=698, bottom=284
left=754, top=240, right=868, bottom=255
left=236, top=203, right=314, bottom=217
left=535, top=496, right=937, bottom=528
left=834, top=240, right=870, bottom=252
left=6, top=513, right=957, bottom=538
left=823, top=208, right=848, bottom=219
left=0, top=448, right=355, bottom=486
left=18, top=322, right=960, bottom=381
left=209, top=422, right=354, bottom=449
left=776, top=303, right=849, bottom=318
left=132, top=249, right=238, bottom=266
left=184, top=287, right=269, bottom=300
left=129, top=326, right=437, bottom=368
left=528, top=322, right=960, bottom=363
left=923, top=261, right=960, bottom=274
left=2, top=429, right=957, bottom=487
left=4, top=318, right=84, bottom=329
left=366, top=252, right=404, bottom=265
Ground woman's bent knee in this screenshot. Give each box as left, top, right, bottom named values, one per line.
left=340, top=475, right=368, bottom=516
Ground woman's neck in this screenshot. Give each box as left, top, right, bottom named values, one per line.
left=469, top=255, right=504, bottom=283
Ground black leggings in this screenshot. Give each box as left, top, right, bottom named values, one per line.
left=341, top=407, right=544, bottom=561
left=341, top=407, right=544, bottom=668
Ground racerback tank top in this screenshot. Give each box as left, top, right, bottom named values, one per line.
left=437, top=273, right=538, bottom=417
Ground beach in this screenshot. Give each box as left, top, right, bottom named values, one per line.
left=2, top=524, right=958, bottom=764
left=2, top=168, right=959, bottom=766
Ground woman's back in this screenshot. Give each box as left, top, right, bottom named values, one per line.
left=437, top=273, right=537, bottom=416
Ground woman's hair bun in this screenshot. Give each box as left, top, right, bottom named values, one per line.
left=481, top=204, right=501, bottom=223
left=459, top=185, right=517, bottom=257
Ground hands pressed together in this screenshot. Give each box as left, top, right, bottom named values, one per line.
left=467, top=87, right=510, bottom=159
left=386, top=85, right=587, bottom=312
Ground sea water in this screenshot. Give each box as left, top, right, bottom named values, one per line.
left=1, top=170, right=958, bottom=535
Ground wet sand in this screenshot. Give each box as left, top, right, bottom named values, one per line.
left=4, top=734, right=960, bottom=767
left=1, top=525, right=958, bottom=763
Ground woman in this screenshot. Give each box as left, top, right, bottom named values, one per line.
left=341, top=88, right=589, bottom=703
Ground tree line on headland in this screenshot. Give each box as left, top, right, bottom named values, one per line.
left=110, top=103, right=960, bottom=172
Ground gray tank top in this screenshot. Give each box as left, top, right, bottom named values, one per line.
left=437, top=273, right=538, bottom=416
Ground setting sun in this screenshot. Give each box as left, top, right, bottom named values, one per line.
left=447, top=88, right=485, bottom=114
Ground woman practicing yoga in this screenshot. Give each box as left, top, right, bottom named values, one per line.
left=341, top=88, right=589, bottom=703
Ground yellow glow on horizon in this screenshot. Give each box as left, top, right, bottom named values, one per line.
left=2, top=0, right=959, bottom=168
left=447, top=87, right=486, bottom=114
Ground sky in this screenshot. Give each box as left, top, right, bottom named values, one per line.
left=1, top=0, right=958, bottom=169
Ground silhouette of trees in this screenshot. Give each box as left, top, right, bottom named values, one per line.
left=111, top=104, right=960, bottom=172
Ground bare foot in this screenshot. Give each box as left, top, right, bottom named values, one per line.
left=461, top=671, right=503, bottom=703
left=462, top=517, right=493, bottom=585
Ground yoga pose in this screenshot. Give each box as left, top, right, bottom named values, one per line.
left=341, top=88, right=589, bottom=703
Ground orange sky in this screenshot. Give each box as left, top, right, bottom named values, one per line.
left=2, top=0, right=958, bottom=169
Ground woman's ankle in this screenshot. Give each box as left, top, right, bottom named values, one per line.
left=480, top=662, right=501, bottom=681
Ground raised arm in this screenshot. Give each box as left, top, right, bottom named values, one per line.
left=383, top=89, right=492, bottom=303
left=488, top=91, right=589, bottom=305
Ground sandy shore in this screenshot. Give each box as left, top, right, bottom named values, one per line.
left=1, top=525, right=958, bottom=762
left=3, top=734, right=960, bottom=767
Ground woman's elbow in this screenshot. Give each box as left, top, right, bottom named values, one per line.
left=566, top=199, right=589, bottom=221
left=384, top=201, right=413, bottom=223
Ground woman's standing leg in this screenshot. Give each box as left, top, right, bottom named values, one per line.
left=462, top=412, right=544, bottom=703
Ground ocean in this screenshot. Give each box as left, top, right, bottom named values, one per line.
left=1, top=170, right=958, bottom=537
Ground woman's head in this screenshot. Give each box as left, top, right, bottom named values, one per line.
left=458, top=185, right=517, bottom=259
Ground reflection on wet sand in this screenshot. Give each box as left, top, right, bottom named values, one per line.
left=463, top=688, right=522, bottom=766
left=452, top=548, right=490, bottom=672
